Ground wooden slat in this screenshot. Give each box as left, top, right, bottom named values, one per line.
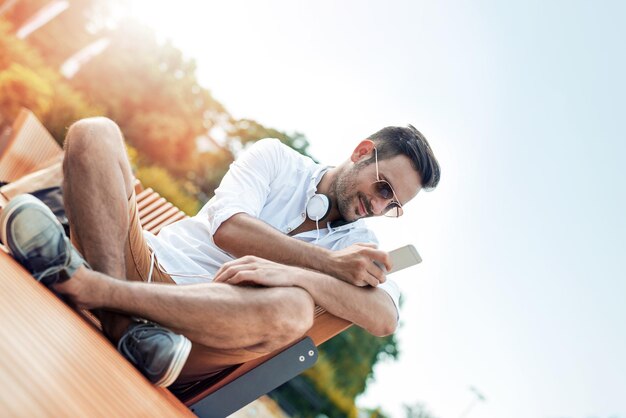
left=136, top=190, right=160, bottom=212
left=307, top=306, right=352, bottom=346
left=138, top=197, right=168, bottom=219
left=0, top=162, right=63, bottom=203
left=133, top=179, right=144, bottom=194
left=140, top=201, right=174, bottom=225
left=144, top=206, right=186, bottom=232
left=0, top=109, right=63, bottom=182
left=150, top=212, right=188, bottom=235
left=0, top=252, right=194, bottom=417
left=133, top=186, right=188, bottom=234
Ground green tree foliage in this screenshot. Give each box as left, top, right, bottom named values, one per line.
left=41, top=80, right=103, bottom=141
left=0, top=20, right=53, bottom=121
left=134, top=164, right=200, bottom=216
left=228, top=118, right=312, bottom=159
left=270, top=326, right=399, bottom=417
left=403, top=403, right=438, bottom=418
left=191, top=148, right=234, bottom=202
left=0, top=20, right=99, bottom=138
left=317, top=327, right=399, bottom=399
left=0, top=62, right=52, bottom=119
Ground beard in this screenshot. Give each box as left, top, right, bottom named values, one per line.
left=330, top=162, right=370, bottom=221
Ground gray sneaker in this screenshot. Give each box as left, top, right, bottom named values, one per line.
left=0, top=194, right=87, bottom=286
left=118, top=321, right=192, bottom=387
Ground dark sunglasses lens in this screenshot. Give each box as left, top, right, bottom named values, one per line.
left=384, top=203, right=403, bottom=217
left=374, top=181, right=394, bottom=200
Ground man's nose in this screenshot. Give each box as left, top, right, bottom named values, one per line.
left=370, top=196, right=388, bottom=215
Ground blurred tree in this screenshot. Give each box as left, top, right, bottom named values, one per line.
left=0, top=62, right=52, bottom=120
left=191, top=147, right=234, bottom=202
left=270, top=326, right=399, bottom=418
left=1, top=0, right=117, bottom=66
left=0, top=20, right=53, bottom=121
left=134, top=164, right=200, bottom=216
left=228, top=118, right=312, bottom=159
left=126, top=144, right=200, bottom=215
left=362, top=408, right=391, bottom=418
left=1, top=0, right=53, bottom=31
left=0, top=19, right=99, bottom=138
left=403, top=403, right=437, bottom=418
left=318, top=327, right=399, bottom=398
left=41, top=80, right=103, bottom=140
left=70, top=20, right=225, bottom=175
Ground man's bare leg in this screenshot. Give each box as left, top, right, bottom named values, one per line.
left=55, top=268, right=315, bottom=353
left=62, top=117, right=138, bottom=340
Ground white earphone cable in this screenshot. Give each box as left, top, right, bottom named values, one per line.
left=148, top=249, right=215, bottom=282
left=315, top=217, right=320, bottom=243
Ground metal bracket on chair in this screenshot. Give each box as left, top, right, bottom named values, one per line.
left=189, top=337, right=318, bottom=418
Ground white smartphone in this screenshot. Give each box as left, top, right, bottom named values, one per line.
left=375, top=244, right=422, bottom=274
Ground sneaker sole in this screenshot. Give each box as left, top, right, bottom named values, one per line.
left=154, top=335, right=192, bottom=388
left=0, top=194, right=63, bottom=260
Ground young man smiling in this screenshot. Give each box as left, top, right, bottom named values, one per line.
left=0, top=121, right=440, bottom=387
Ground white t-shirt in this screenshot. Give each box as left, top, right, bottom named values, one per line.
left=144, top=138, right=400, bottom=316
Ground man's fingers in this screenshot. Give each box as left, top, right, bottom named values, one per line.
left=215, top=262, right=254, bottom=282
left=215, top=257, right=259, bottom=281
left=353, top=242, right=378, bottom=250
left=370, top=260, right=387, bottom=284
left=361, top=248, right=392, bottom=272
left=358, top=272, right=378, bottom=287
left=366, top=262, right=387, bottom=286
left=225, top=270, right=256, bottom=285
left=215, top=259, right=239, bottom=278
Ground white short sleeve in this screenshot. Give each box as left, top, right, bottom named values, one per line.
left=206, top=138, right=283, bottom=236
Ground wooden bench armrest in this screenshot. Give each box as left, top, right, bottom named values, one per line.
left=178, top=307, right=351, bottom=406
left=0, top=109, right=62, bottom=183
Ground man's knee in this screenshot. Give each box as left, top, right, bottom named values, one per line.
left=65, top=117, right=125, bottom=159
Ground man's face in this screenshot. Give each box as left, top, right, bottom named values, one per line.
left=333, top=152, right=422, bottom=222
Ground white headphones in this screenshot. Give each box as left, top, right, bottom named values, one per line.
left=306, top=194, right=331, bottom=221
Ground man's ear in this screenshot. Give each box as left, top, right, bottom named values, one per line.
left=350, top=139, right=375, bottom=162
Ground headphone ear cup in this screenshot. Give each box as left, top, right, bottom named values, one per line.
left=306, top=194, right=331, bottom=221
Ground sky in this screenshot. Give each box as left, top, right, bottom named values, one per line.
left=123, top=1, right=626, bottom=417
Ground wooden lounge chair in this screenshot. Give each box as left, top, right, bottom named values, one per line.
left=0, top=108, right=63, bottom=183
left=0, top=108, right=353, bottom=417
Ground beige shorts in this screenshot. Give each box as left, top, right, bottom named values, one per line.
left=120, top=191, right=265, bottom=382
left=123, top=190, right=174, bottom=284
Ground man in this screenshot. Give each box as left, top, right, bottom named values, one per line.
left=0, top=118, right=440, bottom=388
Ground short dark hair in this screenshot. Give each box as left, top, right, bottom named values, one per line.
left=367, top=125, right=441, bottom=191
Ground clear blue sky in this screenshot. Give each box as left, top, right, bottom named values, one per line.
left=126, top=1, right=626, bottom=417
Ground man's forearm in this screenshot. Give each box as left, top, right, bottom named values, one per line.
left=213, top=213, right=392, bottom=288
left=212, top=255, right=398, bottom=336
left=292, top=269, right=398, bottom=337
left=213, top=213, right=330, bottom=270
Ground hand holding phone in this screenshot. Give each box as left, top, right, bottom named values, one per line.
left=374, top=244, right=422, bottom=274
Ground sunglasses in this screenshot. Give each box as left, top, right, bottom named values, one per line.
left=373, top=147, right=404, bottom=217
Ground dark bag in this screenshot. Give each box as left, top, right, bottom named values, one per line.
left=31, top=186, right=70, bottom=237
